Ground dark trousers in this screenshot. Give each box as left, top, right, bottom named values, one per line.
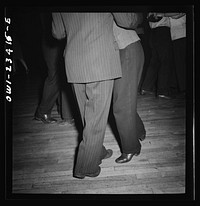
left=73, top=80, right=114, bottom=175
left=142, top=27, right=174, bottom=94
left=138, top=33, right=151, bottom=92
left=37, top=40, right=73, bottom=118
left=37, top=42, right=61, bottom=115
left=173, top=38, right=186, bottom=92
left=113, top=41, right=146, bottom=154
left=60, top=84, right=74, bottom=120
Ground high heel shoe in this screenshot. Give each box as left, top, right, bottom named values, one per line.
left=115, top=148, right=141, bottom=163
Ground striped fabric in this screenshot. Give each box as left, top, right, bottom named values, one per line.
left=52, top=13, right=135, bottom=83
left=73, top=81, right=114, bottom=175
left=51, top=12, right=138, bottom=176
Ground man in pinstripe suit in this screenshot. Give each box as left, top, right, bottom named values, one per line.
left=52, top=12, right=140, bottom=178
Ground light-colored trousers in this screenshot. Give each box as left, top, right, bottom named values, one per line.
left=73, top=80, right=114, bottom=175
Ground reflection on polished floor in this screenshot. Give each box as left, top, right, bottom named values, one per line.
left=11, top=72, right=186, bottom=195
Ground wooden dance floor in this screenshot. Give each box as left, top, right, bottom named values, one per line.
left=11, top=72, right=186, bottom=195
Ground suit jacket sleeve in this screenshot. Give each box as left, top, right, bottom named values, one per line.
left=52, top=13, right=66, bottom=39
left=112, top=13, right=142, bottom=29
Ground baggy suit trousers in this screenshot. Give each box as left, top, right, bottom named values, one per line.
left=113, top=41, right=146, bottom=154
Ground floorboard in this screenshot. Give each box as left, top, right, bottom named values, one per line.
left=10, top=73, right=186, bottom=195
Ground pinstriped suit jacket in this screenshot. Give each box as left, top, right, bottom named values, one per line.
left=52, top=13, right=137, bottom=83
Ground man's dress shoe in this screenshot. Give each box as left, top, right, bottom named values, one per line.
left=74, top=149, right=112, bottom=179
left=138, top=134, right=146, bottom=141
left=103, top=149, right=113, bottom=159
left=34, top=113, right=57, bottom=124
left=140, top=89, right=155, bottom=95
left=98, top=149, right=113, bottom=165
left=74, top=167, right=101, bottom=179
left=115, top=148, right=141, bottom=163
left=158, top=94, right=172, bottom=99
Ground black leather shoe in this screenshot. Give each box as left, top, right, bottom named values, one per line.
left=103, top=149, right=113, bottom=159
left=115, top=148, right=141, bottom=164
left=140, top=89, right=155, bottom=95
left=138, top=134, right=146, bottom=141
left=74, top=167, right=101, bottom=179
left=99, top=149, right=113, bottom=165
left=158, top=94, right=172, bottom=99
left=34, top=113, right=57, bottom=124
